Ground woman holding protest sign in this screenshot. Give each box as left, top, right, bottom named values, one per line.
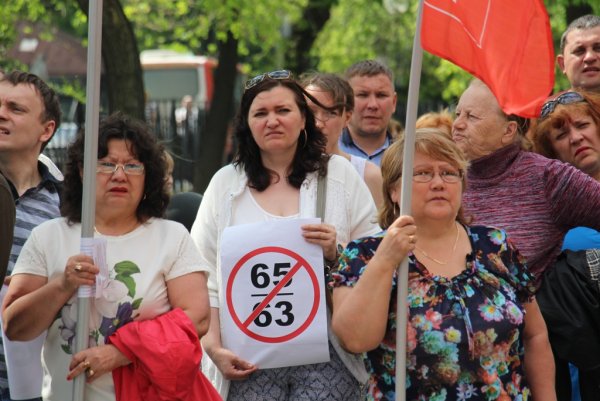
left=331, top=129, right=556, bottom=401
left=191, top=70, right=379, bottom=401
left=2, top=113, right=219, bottom=401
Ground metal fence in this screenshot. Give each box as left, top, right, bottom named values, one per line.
left=44, top=100, right=209, bottom=194
left=145, top=100, right=208, bottom=193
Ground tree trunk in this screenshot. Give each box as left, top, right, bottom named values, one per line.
left=287, top=0, right=335, bottom=74
left=194, top=31, right=239, bottom=193
left=76, top=0, right=145, bottom=119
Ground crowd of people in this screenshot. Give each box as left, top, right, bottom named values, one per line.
left=0, top=11, right=599, bottom=401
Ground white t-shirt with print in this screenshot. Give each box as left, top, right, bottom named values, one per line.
left=12, top=217, right=208, bottom=401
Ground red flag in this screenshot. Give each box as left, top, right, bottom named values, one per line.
left=421, top=0, right=554, bottom=118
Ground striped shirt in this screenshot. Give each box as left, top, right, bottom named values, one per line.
left=0, top=162, right=61, bottom=391
left=463, top=143, right=600, bottom=288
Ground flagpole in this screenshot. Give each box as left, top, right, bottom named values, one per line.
left=73, top=0, right=103, bottom=400
left=395, top=1, right=424, bottom=400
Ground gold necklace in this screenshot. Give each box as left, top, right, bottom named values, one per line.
left=415, top=222, right=460, bottom=265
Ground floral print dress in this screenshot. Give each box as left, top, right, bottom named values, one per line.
left=331, top=225, right=536, bottom=401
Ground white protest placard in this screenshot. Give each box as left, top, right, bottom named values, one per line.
left=220, top=218, right=329, bottom=369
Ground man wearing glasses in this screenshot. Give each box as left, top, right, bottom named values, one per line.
left=0, top=71, right=62, bottom=401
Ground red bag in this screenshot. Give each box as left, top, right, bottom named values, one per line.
left=110, top=308, right=221, bottom=401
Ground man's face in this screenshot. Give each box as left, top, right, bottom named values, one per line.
left=348, top=74, right=397, bottom=138
left=558, top=27, right=600, bottom=92
left=0, top=82, right=54, bottom=155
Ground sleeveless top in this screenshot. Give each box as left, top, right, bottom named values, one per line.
left=349, top=155, right=366, bottom=180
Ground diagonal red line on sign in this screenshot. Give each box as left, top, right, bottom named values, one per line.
left=243, top=260, right=303, bottom=327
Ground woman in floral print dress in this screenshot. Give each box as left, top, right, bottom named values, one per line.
left=331, top=129, right=556, bottom=401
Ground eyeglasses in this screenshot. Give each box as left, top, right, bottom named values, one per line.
left=540, top=92, right=585, bottom=119
left=310, top=107, right=342, bottom=123
left=412, top=170, right=463, bottom=183
left=245, top=70, right=293, bottom=90
left=96, top=161, right=145, bottom=175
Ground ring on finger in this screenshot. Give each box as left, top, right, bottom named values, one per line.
left=409, top=235, right=415, bottom=244
left=87, top=368, right=95, bottom=377
left=75, top=263, right=83, bottom=272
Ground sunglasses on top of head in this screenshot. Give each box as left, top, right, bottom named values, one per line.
left=539, top=91, right=586, bottom=120
left=244, top=70, right=293, bottom=91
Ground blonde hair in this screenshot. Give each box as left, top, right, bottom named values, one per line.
left=378, top=128, right=470, bottom=229
left=415, top=109, right=454, bottom=139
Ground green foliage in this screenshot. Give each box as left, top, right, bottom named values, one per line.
left=313, top=0, right=407, bottom=74
left=313, top=0, right=459, bottom=108
left=3, top=0, right=599, bottom=115
left=51, top=79, right=86, bottom=103
left=313, top=0, right=599, bottom=112
left=0, top=1, right=41, bottom=68
left=122, top=0, right=308, bottom=75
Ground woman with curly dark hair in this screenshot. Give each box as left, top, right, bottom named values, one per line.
left=3, top=113, right=219, bottom=401
left=191, top=71, right=379, bottom=401
left=60, top=112, right=170, bottom=224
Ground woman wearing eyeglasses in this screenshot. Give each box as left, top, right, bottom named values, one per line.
left=2, top=113, right=220, bottom=401
left=301, top=72, right=384, bottom=209
left=191, top=71, right=379, bottom=401
left=530, top=90, right=600, bottom=401
left=452, top=79, right=600, bottom=289
left=332, top=128, right=555, bottom=401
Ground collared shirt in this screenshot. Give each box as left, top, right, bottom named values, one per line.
left=338, top=127, right=392, bottom=166
left=0, top=161, right=61, bottom=391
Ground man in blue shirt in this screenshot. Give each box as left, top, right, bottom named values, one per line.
left=339, top=60, right=397, bottom=166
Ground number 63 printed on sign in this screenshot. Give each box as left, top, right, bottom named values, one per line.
left=220, top=219, right=330, bottom=369
left=250, top=262, right=295, bottom=327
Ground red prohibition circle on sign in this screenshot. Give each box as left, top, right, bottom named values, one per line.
left=226, top=246, right=320, bottom=343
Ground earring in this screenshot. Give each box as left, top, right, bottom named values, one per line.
left=302, top=128, right=308, bottom=149
left=393, top=202, right=399, bottom=218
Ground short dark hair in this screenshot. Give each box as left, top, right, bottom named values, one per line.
left=300, top=72, right=354, bottom=112
left=560, top=14, right=600, bottom=53
left=61, top=112, right=169, bottom=223
left=0, top=70, right=61, bottom=151
left=345, top=60, right=394, bottom=83
left=233, top=76, right=328, bottom=191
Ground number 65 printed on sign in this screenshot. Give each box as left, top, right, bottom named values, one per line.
left=250, top=262, right=295, bottom=327
left=226, top=247, right=320, bottom=343
left=220, top=218, right=330, bottom=369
